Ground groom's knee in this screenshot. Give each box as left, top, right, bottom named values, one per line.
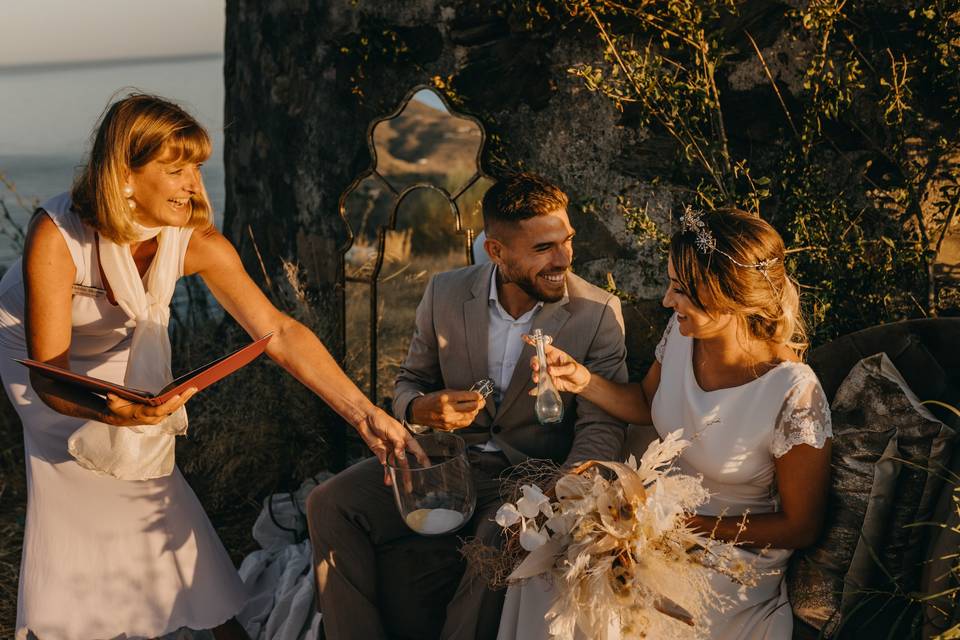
left=305, top=482, right=335, bottom=552
left=307, top=457, right=378, bottom=523
left=305, top=472, right=357, bottom=548
left=305, top=481, right=330, bottom=525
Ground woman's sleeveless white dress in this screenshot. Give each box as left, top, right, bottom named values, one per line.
left=0, top=196, right=247, bottom=640
left=497, top=313, right=832, bottom=639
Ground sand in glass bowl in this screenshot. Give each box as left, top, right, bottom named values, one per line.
left=387, top=431, right=476, bottom=536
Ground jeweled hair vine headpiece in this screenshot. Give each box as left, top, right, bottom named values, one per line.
left=680, top=205, right=782, bottom=298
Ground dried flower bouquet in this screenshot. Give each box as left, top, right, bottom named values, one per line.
left=491, top=430, right=759, bottom=640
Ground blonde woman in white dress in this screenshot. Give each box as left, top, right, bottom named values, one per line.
left=0, top=94, right=423, bottom=640
left=500, top=208, right=833, bottom=639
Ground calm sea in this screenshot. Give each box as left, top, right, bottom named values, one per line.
left=0, top=54, right=224, bottom=268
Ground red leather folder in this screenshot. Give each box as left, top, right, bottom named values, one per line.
left=16, top=333, right=273, bottom=406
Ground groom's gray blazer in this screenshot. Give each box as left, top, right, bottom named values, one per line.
left=393, top=262, right=628, bottom=466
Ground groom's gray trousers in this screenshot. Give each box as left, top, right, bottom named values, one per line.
left=307, top=448, right=512, bottom=640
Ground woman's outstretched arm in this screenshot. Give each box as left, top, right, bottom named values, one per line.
left=184, top=226, right=427, bottom=474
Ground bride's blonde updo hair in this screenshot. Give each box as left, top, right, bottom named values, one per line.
left=72, top=92, right=213, bottom=244
left=670, top=207, right=807, bottom=354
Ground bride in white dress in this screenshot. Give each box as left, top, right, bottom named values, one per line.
left=0, top=93, right=424, bottom=640
left=499, top=208, right=833, bottom=639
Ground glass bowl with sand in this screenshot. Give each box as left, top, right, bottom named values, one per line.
left=387, top=431, right=476, bottom=536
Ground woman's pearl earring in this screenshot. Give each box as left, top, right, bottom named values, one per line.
left=121, top=185, right=136, bottom=210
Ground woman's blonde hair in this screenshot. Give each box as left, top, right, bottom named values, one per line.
left=670, top=208, right=808, bottom=355
left=71, top=93, right=213, bottom=244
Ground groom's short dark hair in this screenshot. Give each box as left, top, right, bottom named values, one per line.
left=482, top=173, right=568, bottom=235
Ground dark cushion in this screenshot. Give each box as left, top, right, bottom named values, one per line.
left=921, top=415, right=960, bottom=637
left=801, top=318, right=960, bottom=640
left=808, top=319, right=960, bottom=428
left=789, top=353, right=955, bottom=637
left=789, top=354, right=900, bottom=635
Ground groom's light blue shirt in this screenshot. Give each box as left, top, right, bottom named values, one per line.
left=476, top=266, right=543, bottom=453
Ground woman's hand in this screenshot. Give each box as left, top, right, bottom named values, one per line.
left=104, top=388, right=198, bottom=427
left=524, top=337, right=592, bottom=395
left=353, top=407, right=430, bottom=486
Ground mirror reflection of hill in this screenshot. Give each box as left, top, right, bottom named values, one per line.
left=372, top=98, right=483, bottom=195
left=344, top=92, right=492, bottom=262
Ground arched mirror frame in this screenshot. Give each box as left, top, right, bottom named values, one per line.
left=337, top=85, right=493, bottom=403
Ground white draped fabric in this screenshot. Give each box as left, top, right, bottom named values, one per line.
left=67, top=205, right=189, bottom=480
left=237, top=476, right=329, bottom=640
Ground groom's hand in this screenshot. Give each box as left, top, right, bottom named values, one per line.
left=409, top=389, right=485, bottom=431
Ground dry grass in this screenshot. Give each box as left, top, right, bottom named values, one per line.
left=345, top=250, right=472, bottom=404
left=0, top=176, right=29, bottom=634
left=0, top=397, right=25, bottom=636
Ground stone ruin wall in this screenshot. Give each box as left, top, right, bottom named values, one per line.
left=226, top=0, right=948, bottom=373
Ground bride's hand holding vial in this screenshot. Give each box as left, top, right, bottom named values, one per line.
left=525, top=329, right=567, bottom=424
left=525, top=333, right=592, bottom=398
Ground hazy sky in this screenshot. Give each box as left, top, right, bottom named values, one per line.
left=1, top=0, right=225, bottom=67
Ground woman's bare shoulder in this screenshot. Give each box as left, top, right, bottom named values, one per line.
left=24, top=209, right=72, bottom=266
left=183, top=224, right=239, bottom=276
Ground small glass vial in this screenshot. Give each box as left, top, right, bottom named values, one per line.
left=470, top=378, right=496, bottom=400
left=531, top=329, right=564, bottom=424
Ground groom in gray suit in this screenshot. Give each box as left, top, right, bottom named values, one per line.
left=307, top=173, right=627, bottom=640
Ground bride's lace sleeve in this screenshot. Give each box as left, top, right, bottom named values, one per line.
left=770, top=374, right=833, bottom=458
left=654, top=314, right=677, bottom=363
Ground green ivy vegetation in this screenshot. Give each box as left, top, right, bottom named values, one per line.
left=533, top=0, right=959, bottom=344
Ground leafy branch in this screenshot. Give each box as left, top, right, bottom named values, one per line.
left=561, top=0, right=960, bottom=340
